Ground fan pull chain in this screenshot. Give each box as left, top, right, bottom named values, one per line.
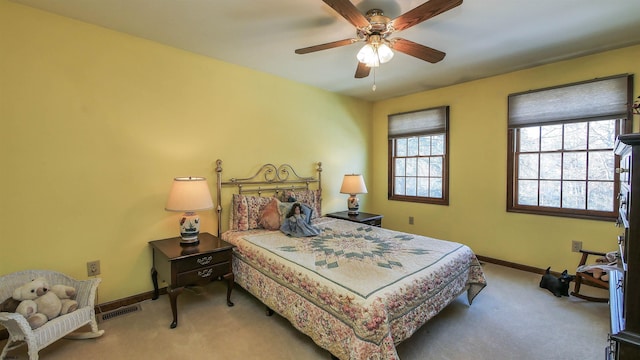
left=371, top=47, right=383, bottom=91
left=372, top=65, right=377, bottom=91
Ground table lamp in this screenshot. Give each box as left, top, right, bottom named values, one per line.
left=165, top=177, right=214, bottom=245
left=340, top=174, right=368, bottom=215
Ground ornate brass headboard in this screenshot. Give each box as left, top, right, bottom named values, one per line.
left=215, top=159, right=322, bottom=236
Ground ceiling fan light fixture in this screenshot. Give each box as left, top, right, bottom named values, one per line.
left=377, top=43, right=394, bottom=63
left=356, top=42, right=393, bottom=68
left=295, top=0, right=461, bottom=80
left=357, top=43, right=377, bottom=66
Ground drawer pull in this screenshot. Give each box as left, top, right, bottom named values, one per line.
left=198, top=268, right=213, bottom=278
left=616, top=167, right=629, bottom=174
left=197, top=256, right=213, bottom=265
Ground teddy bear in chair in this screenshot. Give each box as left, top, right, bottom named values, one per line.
left=1, top=277, right=78, bottom=329
left=1, top=270, right=104, bottom=360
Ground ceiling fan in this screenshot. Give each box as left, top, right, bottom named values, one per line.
left=295, top=0, right=463, bottom=79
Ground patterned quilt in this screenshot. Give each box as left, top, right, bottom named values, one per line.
left=222, top=217, right=486, bottom=360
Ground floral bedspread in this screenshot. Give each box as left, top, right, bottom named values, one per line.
left=222, top=217, right=486, bottom=360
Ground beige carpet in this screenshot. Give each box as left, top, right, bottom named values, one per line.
left=1, top=263, right=609, bottom=360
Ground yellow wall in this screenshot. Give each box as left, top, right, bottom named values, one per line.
left=2, top=0, right=639, bottom=304
left=0, top=1, right=372, bottom=303
left=371, top=45, right=640, bottom=271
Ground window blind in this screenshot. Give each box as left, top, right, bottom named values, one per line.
left=508, top=74, right=631, bottom=128
left=388, top=106, right=449, bottom=138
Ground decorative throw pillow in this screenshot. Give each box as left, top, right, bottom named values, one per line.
left=231, top=194, right=249, bottom=231
left=259, top=198, right=281, bottom=230
left=246, top=196, right=274, bottom=230
left=300, top=203, right=313, bottom=224
left=278, top=201, right=295, bottom=225
left=283, top=189, right=321, bottom=219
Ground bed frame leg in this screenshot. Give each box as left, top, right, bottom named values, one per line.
left=265, top=306, right=274, bottom=316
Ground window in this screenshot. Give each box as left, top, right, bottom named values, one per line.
left=388, top=106, right=449, bottom=205
left=507, top=75, right=633, bottom=220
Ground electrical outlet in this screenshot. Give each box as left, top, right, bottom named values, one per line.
left=87, top=260, right=101, bottom=276
left=571, top=240, right=582, bottom=253
left=409, top=216, right=414, bottom=225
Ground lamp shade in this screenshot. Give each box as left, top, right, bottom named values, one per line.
left=165, top=177, right=214, bottom=212
left=340, top=174, right=368, bottom=195
left=165, top=177, right=213, bottom=244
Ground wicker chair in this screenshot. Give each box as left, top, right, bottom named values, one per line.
left=0, top=270, right=104, bottom=360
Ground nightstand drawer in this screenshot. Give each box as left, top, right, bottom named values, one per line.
left=176, top=251, right=231, bottom=273
left=361, top=218, right=382, bottom=227
left=176, top=262, right=231, bottom=286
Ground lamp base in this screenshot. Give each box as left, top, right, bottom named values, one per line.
left=180, top=244, right=201, bottom=255
left=347, top=194, right=360, bottom=215
left=179, top=212, right=201, bottom=245
left=180, top=237, right=200, bottom=246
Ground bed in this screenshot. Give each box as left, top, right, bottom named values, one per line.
left=215, top=160, right=486, bottom=360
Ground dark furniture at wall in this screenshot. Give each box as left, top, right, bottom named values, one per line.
left=149, top=232, right=234, bottom=328
left=609, top=134, right=640, bottom=359
left=326, top=211, right=383, bottom=227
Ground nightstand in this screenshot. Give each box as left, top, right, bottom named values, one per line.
left=149, top=232, right=234, bottom=328
left=326, top=211, right=383, bottom=227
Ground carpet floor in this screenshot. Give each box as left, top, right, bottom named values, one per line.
left=1, top=262, right=610, bottom=359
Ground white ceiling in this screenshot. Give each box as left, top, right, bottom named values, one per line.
left=12, top=0, right=640, bottom=102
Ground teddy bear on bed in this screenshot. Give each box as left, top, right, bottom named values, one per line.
left=0, top=277, right=78, bottom=329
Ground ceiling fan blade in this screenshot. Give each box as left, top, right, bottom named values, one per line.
left=392, top=0, right=462, bottom=32
left=322, top=0, right=370, bottom=29
left=295, top=38, right=356, bottom=54
left=355, top=62, right=371, bottom=78
left=391, top=38, right=446, bottom=63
